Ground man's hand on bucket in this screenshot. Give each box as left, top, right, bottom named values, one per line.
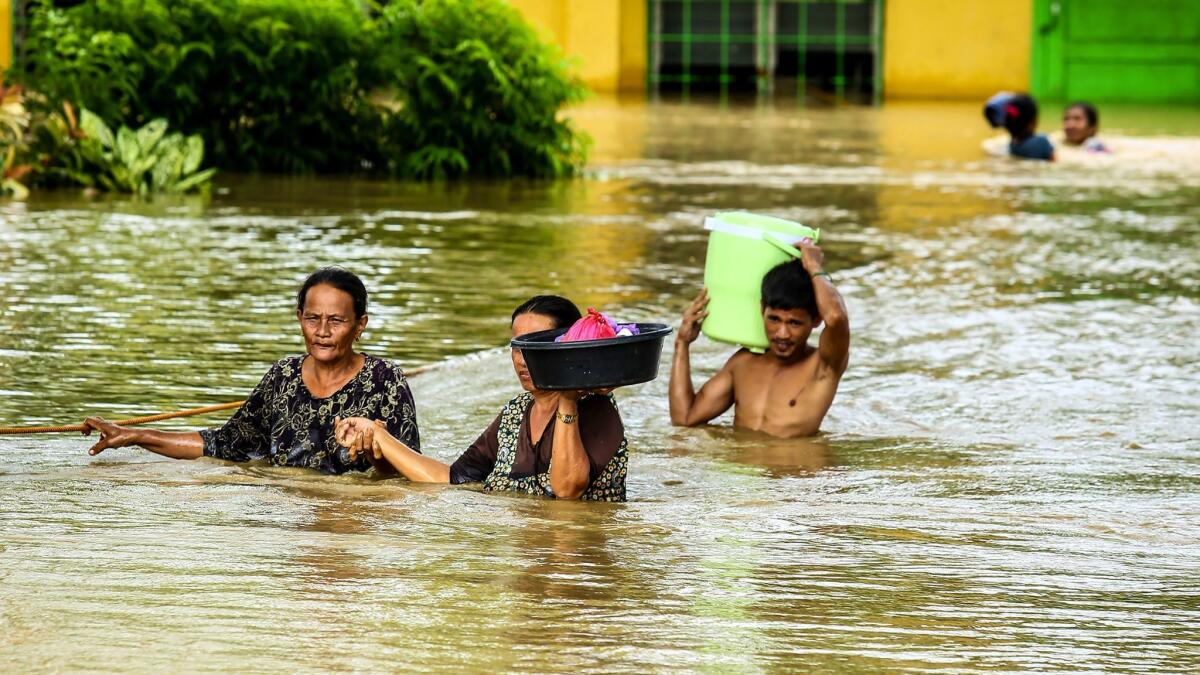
left=794, top=238, right=825, bottom=276
left=679, top=288, right=709, bottom=345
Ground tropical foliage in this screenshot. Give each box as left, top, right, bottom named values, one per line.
left=74, top=112, right=216, bottom=195
left=1, top=89, right=215, bottom=198
left=377, top=0, right=588, bottom=178
left=9, top=0, right=589, bottom=181
left=1, top=87, right=32, bottom=198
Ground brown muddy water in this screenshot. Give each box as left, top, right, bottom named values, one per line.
left=1, top=99, right=1199, bottom=671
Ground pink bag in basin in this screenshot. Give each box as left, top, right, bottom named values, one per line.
left=556, top=308, right=641, bottom=342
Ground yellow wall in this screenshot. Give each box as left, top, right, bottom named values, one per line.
left=617, top=0, right=647, bottom=91
left=1, top=0, right=12, bottom=71
left=884, top=0, right=1032, bottom=99
left=509, top=0, right=566, bottom=43
left=563, top=2, right=621, bottom=90
left=508, top=0, right=645, bottom=93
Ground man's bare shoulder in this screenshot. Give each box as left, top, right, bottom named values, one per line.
left=724, top=348, right=760, bottom=371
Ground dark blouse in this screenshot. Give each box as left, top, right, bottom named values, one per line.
left=200, top=354, right=420, bottom=474
left=449, top=392, right=627, bottom=502
left=1010, top=133, right=1054, bottom=160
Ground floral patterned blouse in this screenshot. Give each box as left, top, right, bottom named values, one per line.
left=448, top=392, right=627, bottom=502
left=200, top=354, right=420, bottom=474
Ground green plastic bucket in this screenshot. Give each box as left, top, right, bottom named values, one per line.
left=701, top=212, right=820, bottom=352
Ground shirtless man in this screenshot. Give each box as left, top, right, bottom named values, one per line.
left=669, top=238, right=849, bottom=438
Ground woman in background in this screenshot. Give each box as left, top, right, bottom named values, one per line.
left=1062, top=101, right=1109, bottom=153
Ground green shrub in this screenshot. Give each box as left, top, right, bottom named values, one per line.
left=1, top=88, right=32, bottom=198
left=17, top=0, right=385, bottom=173
left=10, top=0, right=589, bottom=178
left=377, top=0, right=589, bottom=178
left=75, top=111, right=217, bottom=194
left=15, top=2, right=142, bottom=125
left=3, top=94, right=215, bottom=196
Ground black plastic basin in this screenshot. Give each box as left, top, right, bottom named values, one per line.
left=510, top=323, right=673, bottom=391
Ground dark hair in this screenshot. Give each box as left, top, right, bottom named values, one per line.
left=511, top=295, right=581, bottom=330
left=1002, top=94, right=1038, bottom=138
left=297, top=267, right=368, bottom=318
left=761, top=260, right=818, bottom=319
left=1067, top=101, right=1099, bottom=127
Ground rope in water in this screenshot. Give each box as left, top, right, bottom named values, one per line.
left=0, top=362, right=435, bottom=435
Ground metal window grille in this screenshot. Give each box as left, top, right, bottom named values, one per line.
left=648, top=0, right=883, bottom=101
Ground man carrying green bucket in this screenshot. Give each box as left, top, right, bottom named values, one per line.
left=669, top=212, right=850, bottom=438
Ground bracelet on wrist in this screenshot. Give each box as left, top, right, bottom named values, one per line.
left=812, top=271, right=832, bottom=281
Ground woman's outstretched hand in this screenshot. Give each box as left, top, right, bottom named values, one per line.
left=81, top=417, right=139, bottom=456
left=334, top=416, right=383, bottom=461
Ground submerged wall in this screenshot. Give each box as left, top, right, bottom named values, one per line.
left=1, top=0, right=11, bottom=71
left=883, top=0, right=1033, bottom=99
left=508, top=0, right=647, bottom=93
left=514, top=0, right=1033, bottom=99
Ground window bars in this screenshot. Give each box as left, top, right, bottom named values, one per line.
left=648, top=0, right=882, bottom=101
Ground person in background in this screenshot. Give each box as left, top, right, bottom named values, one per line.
left=1062, top=101, right=1109, bottom=153
left=984, top=92, right=1054, bottom=161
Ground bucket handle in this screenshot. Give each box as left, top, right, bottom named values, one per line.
left=763, top=232, right=816, bottom=259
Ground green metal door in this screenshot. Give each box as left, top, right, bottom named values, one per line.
left=1031, top=0, right=1200, bottom=102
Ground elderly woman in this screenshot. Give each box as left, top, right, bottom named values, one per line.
left=335, top=295, right=627, bottom=501
left=82, top=267, right=420, bottom=474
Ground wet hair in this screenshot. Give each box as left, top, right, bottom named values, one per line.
left=511, top=295, right=581, bottom=330
left=761, top=260, right=818, bottom=319
left=297, top=267, right=368, bottom=318
left=1067, top=101, right=1099, bottom=128
left=1002, top=94, right=1038, bottom=138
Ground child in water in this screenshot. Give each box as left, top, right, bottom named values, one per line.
left=984, top=92, right=1054, bottom=161
left=1061, top=101, right=1109, bottom=153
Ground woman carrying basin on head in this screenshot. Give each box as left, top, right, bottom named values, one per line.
left=984, top=92, right=1054, bottom=161
left=82, top=267, right=420, bottom=474
left=335, top=295, right=628, bottom=501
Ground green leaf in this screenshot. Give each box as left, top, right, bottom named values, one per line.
left=171, top=167, right=216, bottom=193
left=2, top=179, right=30, bottom=200
left=178, top=41, right=215, bottom=61
left=110, top=164, right=132, bottom=191
left=116, top=126, right=140, bottom=169
left=136, top=119, right=168, bottom=155
left=79, top=109, right=115, bottom=148
left=151, top=144, right=183, bottom=190
left=78, top=139, right=109, bottom=167
left=133, top=155, right=158, bottom=177
left=181, top=135, right=204, bottom=175
left=64, top=169, right=95, bottom=187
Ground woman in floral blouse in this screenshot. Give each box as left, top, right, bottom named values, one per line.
left=82, top=267, right=420, bottom=474
left=335, top=295, right=628, bottom=501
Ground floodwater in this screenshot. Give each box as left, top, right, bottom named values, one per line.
left=2, top=99, right=1199, bottom=671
